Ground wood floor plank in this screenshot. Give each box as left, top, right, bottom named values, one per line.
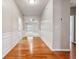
left=3, top=37, right=70, bottom=59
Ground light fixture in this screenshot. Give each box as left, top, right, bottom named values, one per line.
left=28, top=0, right=38, bottom=4
left=29, top=0, right=35, bottom=4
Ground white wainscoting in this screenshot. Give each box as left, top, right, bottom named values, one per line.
left=2, top=31, right=23, bottom=57
left=40, top=31, right=53, bottom=51
left=23, top=31, right=40, bottom=37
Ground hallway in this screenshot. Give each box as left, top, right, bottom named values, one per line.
left=4, top=37, right=70, bottom=59
left=2, top=0, right=76, bottom=59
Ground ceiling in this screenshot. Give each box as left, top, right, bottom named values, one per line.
left=14, top=0, right=48, bottom=16
left=14, top=0, right=76, bottom=16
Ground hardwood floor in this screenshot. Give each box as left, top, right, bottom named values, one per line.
left=3, top=37, right=70, bottom=59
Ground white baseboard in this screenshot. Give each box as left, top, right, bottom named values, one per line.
left=52, top=49, right=70, bottom=51
left=3, top=39, right=21, bottom=58
left=40, top=37, right=53, bottom=51
left=2, top=32, right=23, bottom=58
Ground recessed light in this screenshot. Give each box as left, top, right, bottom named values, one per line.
left=28, top=0, right=38, bottom=5
left=29, top=0, right=35, bottom=4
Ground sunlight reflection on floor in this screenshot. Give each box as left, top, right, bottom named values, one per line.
left=27, top=36, right=33, bottom=54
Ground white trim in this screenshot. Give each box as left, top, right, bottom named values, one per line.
left=2, top=31, right=23, bottom=58
left=52, top=49, right=70, bottom=51
left=3, top=39, right=20, bottom=57
left=23, top=31, right=41, bottom=37
left=40, top=37, right=70, bottom=52
left=40, top=37, right=53, bottom=51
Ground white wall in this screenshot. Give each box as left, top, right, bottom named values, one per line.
left=53, top=0, right=70, bottom=51
left=53, top=0, right=62, bottom=50
left=2, top=0, right=23, bottom=57
left=40, top=0, right=53, bottom=51
left=40, top=0, right=70, bottom=51
left=24, top=16, right=41, bottom=37
left=61, top=0, right=70, bottom=50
